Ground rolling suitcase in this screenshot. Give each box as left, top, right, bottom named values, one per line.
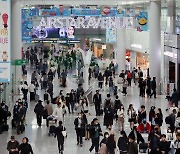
left=3, top=124, right=9, bottom=131
left=20, top=124, right=25, bottom=133
left=12, top=119, right=16, bottom=129
left=99, top=109, right=104, bottom=115
left=48, top=125, right=56, bottom=136
left=139, top=143, right=148, bottom=153
left=44, top=93, right=49, bottom=101
left=0, top=124, right=3, bottom=134
left=35, top=94, right=39, bottom=101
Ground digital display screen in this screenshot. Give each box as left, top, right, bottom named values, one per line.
left=32, top=26, right=75, bottom=39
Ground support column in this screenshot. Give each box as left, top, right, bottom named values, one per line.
left=149, top=1, right=161, bottom=94
left=83, top=66, right=89, bottom=92
left=12, top=0, right=22, bottom=95
left=167, top=0, right=176, bottom=33
left=130, top=51, right=136, bottom=70
left=80, top=35, right=86, bottom=51
left=116, top=28, right=126, bottom=74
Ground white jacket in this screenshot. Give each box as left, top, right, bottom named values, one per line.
left=53, top=107, right=64, bottom=122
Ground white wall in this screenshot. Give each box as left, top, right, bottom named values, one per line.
left=125, top=29, right=149, bottom=54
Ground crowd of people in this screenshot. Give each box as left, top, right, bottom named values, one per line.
left=0, top=46, right=180, bottom=154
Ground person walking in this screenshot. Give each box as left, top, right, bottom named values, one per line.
left=47, top=81, right=53, bottom=101
left=148, top=126, right=161, bottom=154
left=7, top=136, right=19, bottom=154
left=127, top=71, right=132, bottom=86
left=54, top=121, right=66, bottom=154
left=44, top=100, right=53, bottom=127
left=65, top=93, right=71, bottom=114
left=99, top=132, right=109, bottom=154
left=93, top=90, right=102, bottom=116
left=174, top=132, right=180, bottom=154
left=117, top=105, right=125, bottom=132
left=106, top=134, right=116, bottom=154
left=158, top=134, right=171, bottom=154
left=69, top=89, right=76, bottom=114
left=103, top=103, right=114, bottom=128
left=16, top=102, right=26, bottom=135
left=122, top=78, right=128, bottom=96
left=129, top=126, right=145, bottom=144
left=171, top=88, right=179, bottom=107
left=146, top=77, right=151, bottom=97
left=28, top=81, right=35, bottom=101
left=74, top=113, right=86, bottom=147
left=108, top=77, right=114, bottom=96
left=89, top=118, right=102, bottom=153
left=18, top=137, right=33, bottom=154
left=118, top=131, right=128, bottom=154
left=53, top=102, right=65, bottom=123
left=127, top=104, right=137, bottom=129
left=114, top=96, right=122, bottom=121
left=34, top=100, right=44, bottom=126
left=128, top=135, right=138, bottom=154
left=21, top=81, right=28, bottom=101
left=155, top=108, right=163, bottom=127
left=61, top=70, right=67, bottom=87
left=150, top=77, right=157, bottom=98
left=98, top=72, right=104, bottom=89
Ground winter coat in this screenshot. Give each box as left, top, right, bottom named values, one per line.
left=18, top=143, right=33, bottom=154
left=117, top=136, right=128, bottom=152
left=103, top=107, right=114, bottom=126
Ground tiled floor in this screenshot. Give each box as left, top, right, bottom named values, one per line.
left=0, top=68, right=174, bottom=154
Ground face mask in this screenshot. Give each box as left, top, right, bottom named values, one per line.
left=105, top=135, right=109, bottom=138
left=78, top=116, right=81, bottom=118
left=16, top=103, right=18, bottom=105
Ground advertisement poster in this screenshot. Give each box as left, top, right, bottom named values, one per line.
left=106, top=28, right=116, bottom=43
left=123, top=17, right=134, bottom=29
left=136, top=12, right=148, bottom=31
left=0, top=0, right=11, bottom=82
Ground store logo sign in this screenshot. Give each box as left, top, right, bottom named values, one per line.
left=39, top=17, right=123, bottom=29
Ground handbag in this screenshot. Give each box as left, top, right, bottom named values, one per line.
left=62, top=127, right=67, bottom=137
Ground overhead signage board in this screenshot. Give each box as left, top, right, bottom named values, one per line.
left=0, top=0, right=11, bottom=82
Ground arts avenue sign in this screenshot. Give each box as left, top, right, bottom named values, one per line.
left=39, top=16, right=125, bottom=29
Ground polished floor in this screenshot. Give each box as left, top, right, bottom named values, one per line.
left=0, top=69, right=175, bottom=154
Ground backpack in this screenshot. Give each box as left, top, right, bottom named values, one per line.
left=165, top=115, right=172, bottom=125
left=105, top=99, right=111, bottom=107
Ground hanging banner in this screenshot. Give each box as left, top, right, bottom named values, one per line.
left=106, top=28, right=116, bottom=43
left=0, top=0, right=11, bottom=82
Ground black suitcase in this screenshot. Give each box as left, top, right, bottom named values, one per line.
left=0, top=124, right=3, bottom=134
left=12, top=119, right=16, bottom=129
left=44, top=93, right=49, bottom=101
left=3, top=124, right=9, bottom=131
left=99, top=109, right=104, bottom=115
left=49, top=125, right=56, bottom=136
left=20, top=124, right=25, bottom=133
left=139, top=143, right=148, bottom=153
left=35, top=94, right=39, bottom=101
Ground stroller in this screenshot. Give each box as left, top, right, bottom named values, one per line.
left=47, top=115, right=57, bottom=136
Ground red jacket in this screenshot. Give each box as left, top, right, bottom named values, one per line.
left=137, top=122, right=151, bottom=133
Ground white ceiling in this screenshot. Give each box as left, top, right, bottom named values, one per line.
left=19, top=0, right=151, bottom=6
